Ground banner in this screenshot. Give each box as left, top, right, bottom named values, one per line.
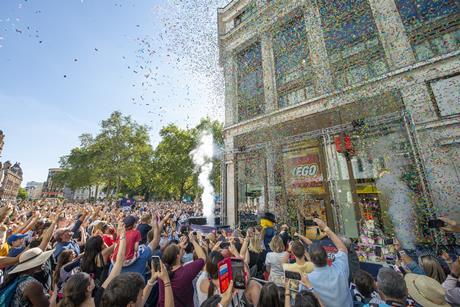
left=283, top=143, right=324, bottom=194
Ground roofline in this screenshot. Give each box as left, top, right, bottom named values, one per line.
left=217, top=0, right=241, bottom=14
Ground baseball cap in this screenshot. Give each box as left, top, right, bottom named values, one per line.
left=123, top=215, right=138, bottom=228
left=7, top=233, right=28, bottom=246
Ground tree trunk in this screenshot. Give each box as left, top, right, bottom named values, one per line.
left=95, top=185, right=99, bottom=201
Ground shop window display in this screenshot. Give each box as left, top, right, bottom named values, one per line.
left=324, top=117, right=429, bottom=261
left=236, top=151, right=267, bottom=228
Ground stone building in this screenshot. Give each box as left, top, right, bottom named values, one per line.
left=25, top=181, right=44, bottom=200
left=0, top=161, right=23, bottom=201
left=218, top=0, right=459, bottom=240
left=41, top=168, right=64, bottom=198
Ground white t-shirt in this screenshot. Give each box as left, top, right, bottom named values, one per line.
left=265, top=252, right=288, bottom=281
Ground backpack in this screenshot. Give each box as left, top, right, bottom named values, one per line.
left=0, top=275, right=32, bottom=306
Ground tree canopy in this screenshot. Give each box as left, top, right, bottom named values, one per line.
left=56, top=112, right=223, bottom=201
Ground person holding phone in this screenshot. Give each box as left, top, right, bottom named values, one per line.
left=196, top=251, right=224, bottom=306
left=158, top=231, right=206, bottom=307
left=283, top=240, right=314, bottom=297
left=299, top=218, right=353, bottom=307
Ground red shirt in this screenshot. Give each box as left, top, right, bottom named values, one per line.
left=113, top=229, right=141, bottom=261
left=102, top=234, right=114, bottom=247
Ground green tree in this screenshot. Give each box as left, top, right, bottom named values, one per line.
left=17, top=187, right=28, bottom=200
left=152, top=124, right=196, bottom=200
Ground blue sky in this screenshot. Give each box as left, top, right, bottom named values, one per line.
left=0, top=0, right=225, bottom=185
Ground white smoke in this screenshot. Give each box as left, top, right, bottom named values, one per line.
left=373, top=135, right=416, bottom=249
left=191, top=132, right=215, bottom=225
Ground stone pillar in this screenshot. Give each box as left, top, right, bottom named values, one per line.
left=223, top=53, right=238, bottom=126
left=400, top=82, right=437, bottom=124
left=266, top=145, right=277, bottom=213
left=304, top=0, right=334, bottom=94
left=261, top=32, right=277, bottom=112
left=368, top=0, right=416, bottom=70
left=224, top=136, right=237, bottom=227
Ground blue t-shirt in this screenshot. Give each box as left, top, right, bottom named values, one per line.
left=117, top=244, right=153, bottom=279
left=300, top=251, right=353, bottom=307
left=53, top=241, right=80, bottom=261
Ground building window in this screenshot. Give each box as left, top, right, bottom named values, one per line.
left=395, top=0, right=459, bottom=61
left=429, top=74, right=460, bottom=117
left=273, top=13, right=315, bottom=108
left=234, top=2, right=257, bottom=27
left=319, top=0, right=388, bottom=88
left=237, top=42, right=265, bottom=122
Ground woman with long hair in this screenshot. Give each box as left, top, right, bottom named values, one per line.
left=54, top=250, right=81, bottom=299
left=196, top=251, right=224, bottom=306
left=159, top=233, right=206, bottom=307
left=419, top=255, right=447, bottom=283
left=80, top=235, right=114, bottom=286
left=265, top=235, right=288, bottom=285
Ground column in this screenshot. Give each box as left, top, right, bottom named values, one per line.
left=266, top=145, right=277, bottom=213
left=261, top=32, right=277, bottom=112
left=223, top=53, right=237, bottom=126
left=368, top=0, right=416, bottom=70
left=400, top=83, right=437, bottom=124
left=224, top=136, right=237, bottom=227
left=304, top=0, right=334, bottom=94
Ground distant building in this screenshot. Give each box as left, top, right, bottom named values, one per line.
left=0, top=161, right=23, bottom=201
left=65, top=185, right=106, bottom=201
left=25, top=181, right=43, bottom=200
left=0, top=130, right=4, bottom=158
left=41, top=168, right=64, bottom=198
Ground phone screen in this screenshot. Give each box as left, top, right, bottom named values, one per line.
left=284, top=270, right=302, bottom=281
left=152, top=256, right=161, bottom=272
left=428, top=219, right=447, bottom=228
left=231, top=259, right=246, bottom=289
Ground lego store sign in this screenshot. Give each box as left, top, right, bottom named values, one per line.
left=284, top=145, right=324, bottom=193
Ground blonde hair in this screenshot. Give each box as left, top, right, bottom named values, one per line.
left=249, top=236, right=263, bottom=253
left=419, top=255, right=446, bottom=284
left=269, top=235, right=285, bottom=253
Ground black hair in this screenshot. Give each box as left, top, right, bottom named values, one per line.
left=81, top=236, right=103, bottom=274
left=206, top=251, right=224, bottom=299
left=58, top=272, right=91, bottom=307
left=294, top=290, right=321, bottom=307
left=354, top=269, right=375, bottom=298
left=101, top=272, right=145, bottom=307
left=309, top=243, right=328, bottom=267
left=257, top=282, right=283, bottom=307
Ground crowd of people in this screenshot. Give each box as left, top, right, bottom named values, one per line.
left=0, top=199, right=458, bottom=307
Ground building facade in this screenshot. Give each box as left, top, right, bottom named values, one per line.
left=218, top=0, right=459, bottom=240
left=41, top=168, right=64, bottom=198
left=25, top=181, right=44, bottom=200
left=0, top=161, right=23, bottom=201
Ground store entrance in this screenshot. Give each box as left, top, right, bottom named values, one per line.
left=323, top=113, right=428, bottom=247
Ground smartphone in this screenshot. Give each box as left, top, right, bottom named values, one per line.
left=428, top=219, right=447, bottom=228
left=305, top=220, right=316, bottom=227
left=231, top=258, right=246, bottom=289
left=152, top=256, right=161, bottom=272
left=284, top=270, right=302, bottom=281
left=218, top=258, right=247, bottom=293
left=220, top=241, right=230, bottom=249
left=384, top=238, right=394, bottom=245
left=375, top=246, right=383, bottom=258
